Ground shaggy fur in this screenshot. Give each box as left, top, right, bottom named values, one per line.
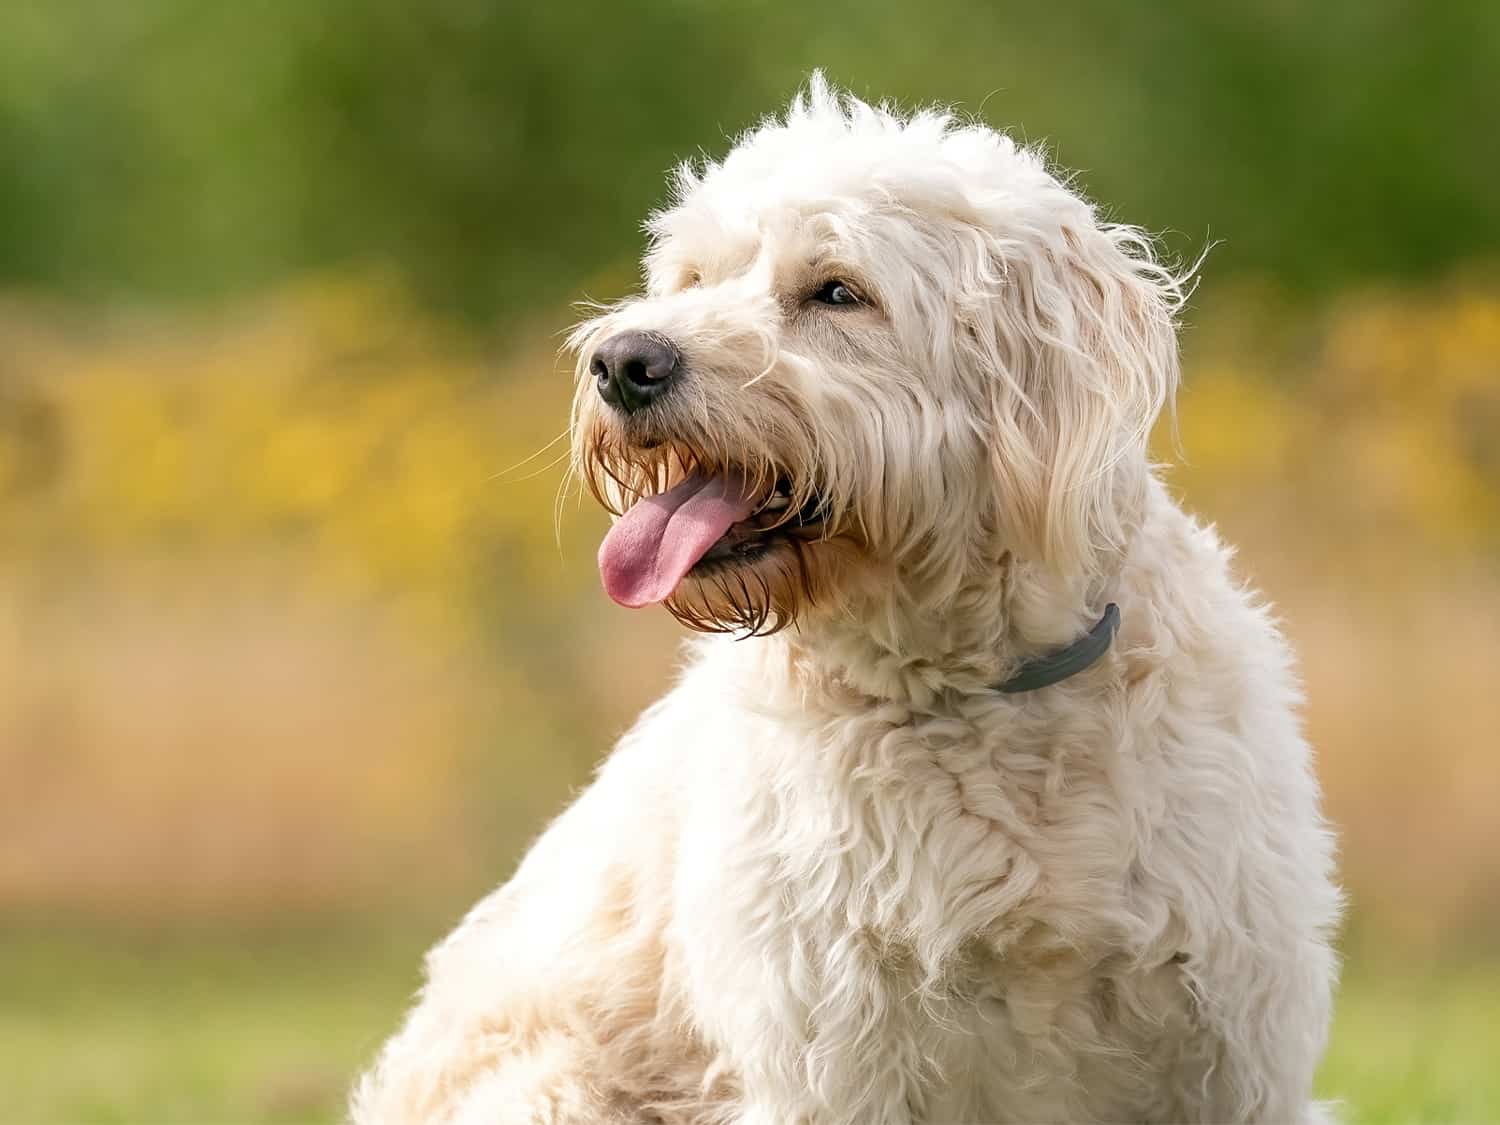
left=353, top=77, right=1341, bottom=1124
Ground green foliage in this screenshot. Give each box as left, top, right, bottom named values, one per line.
left=0, top=1, right=1495, bottom=319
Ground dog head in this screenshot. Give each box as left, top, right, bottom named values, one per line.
left=571, top=75, right=1186, bottom=636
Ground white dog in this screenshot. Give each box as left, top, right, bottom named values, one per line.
left=353, top=77, right=1340, bottom=1125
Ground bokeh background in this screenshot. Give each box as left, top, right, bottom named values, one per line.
left=2, top=3, right=1497, bottom=1122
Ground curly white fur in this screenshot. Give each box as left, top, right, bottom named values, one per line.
left=352, top=76, right=1341, bottom=1125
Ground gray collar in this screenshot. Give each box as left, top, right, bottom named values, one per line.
left=995, top=603, right=1121, bottom=694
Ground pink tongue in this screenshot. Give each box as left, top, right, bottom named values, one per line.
left=598, top=471, right=757, bottom=607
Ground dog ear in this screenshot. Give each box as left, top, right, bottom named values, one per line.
left=962, top=219, right=1185, bottom=574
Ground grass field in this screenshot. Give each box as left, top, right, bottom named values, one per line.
left=2, top=924, right=1497, bottom=1124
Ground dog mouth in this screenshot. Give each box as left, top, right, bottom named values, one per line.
left=596, top=467, right=825, bottom=608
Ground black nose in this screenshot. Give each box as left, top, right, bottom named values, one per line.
left=590, top=331, right=680, bottom=415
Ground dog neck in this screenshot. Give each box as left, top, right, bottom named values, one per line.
left=774, top=552, right=1122, bottom=709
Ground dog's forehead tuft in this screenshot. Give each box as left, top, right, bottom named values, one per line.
left=649, top=81, right=1068, bottom=262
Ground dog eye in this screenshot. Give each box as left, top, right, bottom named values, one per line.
left=810, top=280, right=860, bottom=307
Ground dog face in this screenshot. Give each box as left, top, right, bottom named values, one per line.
left=572, top=76, right=1185, bottom=635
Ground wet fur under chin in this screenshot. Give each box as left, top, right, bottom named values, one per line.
left=666, top=542, right=814, bottom=636
left=665, top=531, right=865, bottom=636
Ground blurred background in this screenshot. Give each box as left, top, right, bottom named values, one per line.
left=1, top=2, right=1496, bottom=1122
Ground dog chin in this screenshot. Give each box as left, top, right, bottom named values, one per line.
left=662, top=533, right=814, bottom=635
left=669, top=527, right=872, bottom=636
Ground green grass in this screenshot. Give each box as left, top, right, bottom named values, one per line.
left=1319, top=953, right=1500, bottom=1124
left=2, top=924, right=1497, bottom=1124
left=0, top=923, right=427, bottom=1125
